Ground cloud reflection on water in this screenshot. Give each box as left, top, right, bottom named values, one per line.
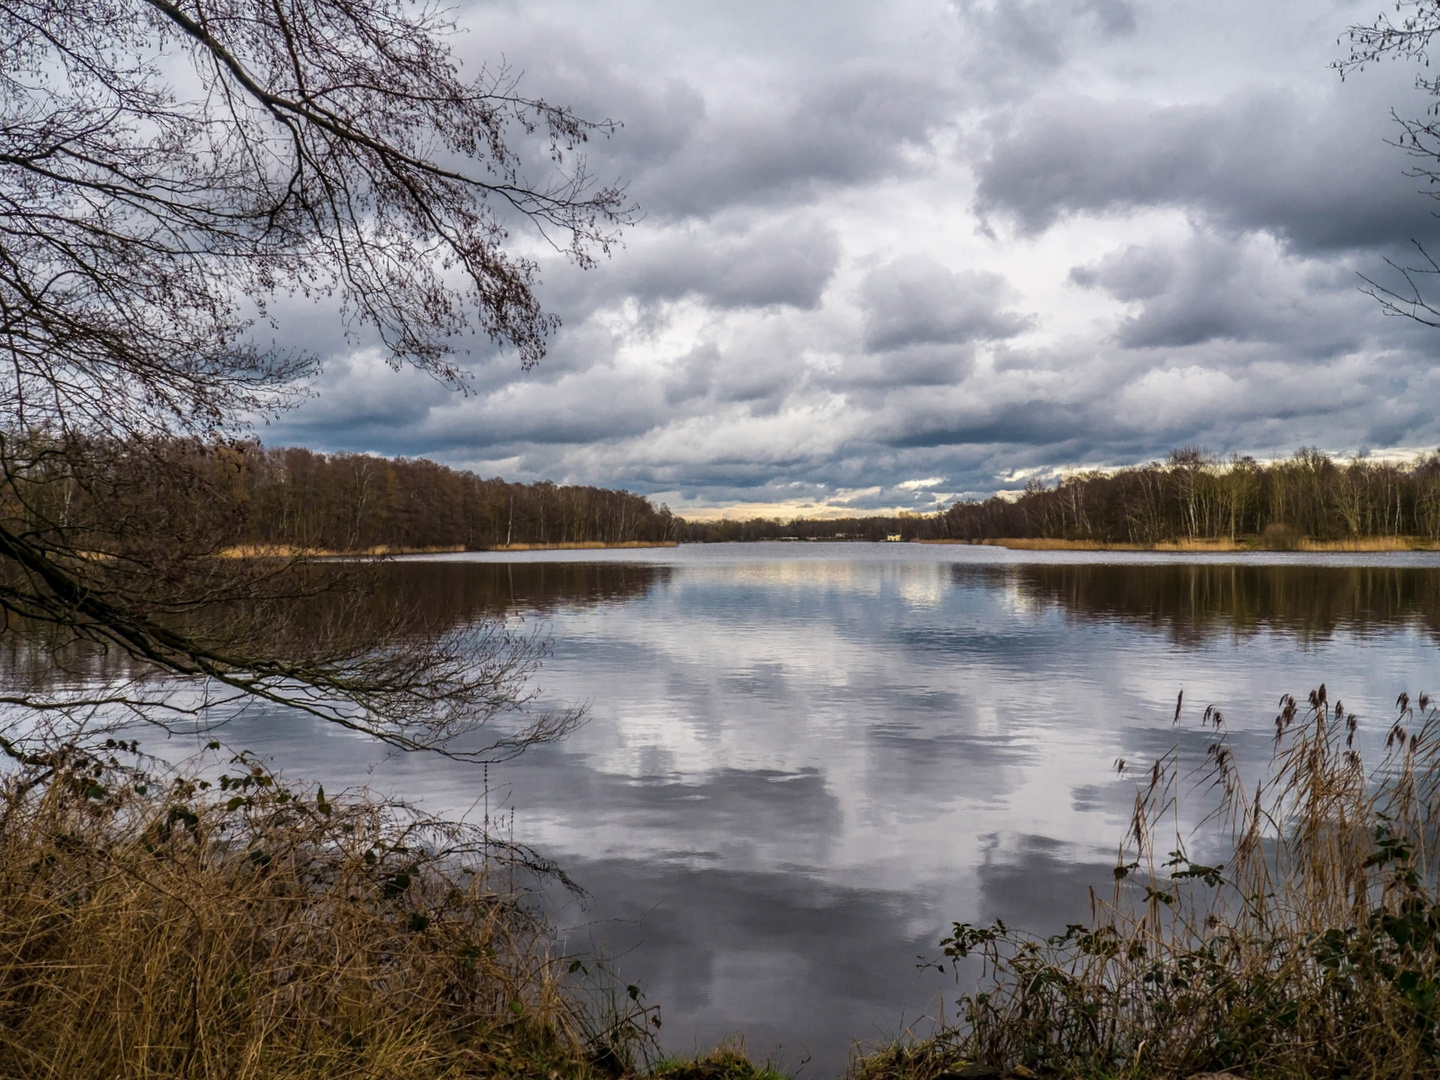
left=70, top=547, right=1440, bottom=1074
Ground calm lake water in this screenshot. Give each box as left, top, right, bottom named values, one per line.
left=150, top=544, right=1440, bottom=1073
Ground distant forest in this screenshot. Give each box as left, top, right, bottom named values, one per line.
left=931, top=448, right=1440, bottom=544
left=228, top=445, right=916, bottom=547
left=194, top=443, right=1440, bottom=550
left=228, top=445, right=680, bottom=549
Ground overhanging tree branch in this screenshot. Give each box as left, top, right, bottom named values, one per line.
left=0, top=0, right=621, bottom=758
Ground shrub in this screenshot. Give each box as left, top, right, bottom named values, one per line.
left=1258, top=523, right=1301, bottom=550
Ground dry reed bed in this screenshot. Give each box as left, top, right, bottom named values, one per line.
left=218, top=541, right=680, bottom=558
left=938, top=535, right=1440, bottom=552
left=484, top=542, right=679, bottom=552
left=0, top=742, right=651, bottom=1080
left=1296, top=536, right=1423, bottom=551
left=218, top=544, right=469, bottom=558
left=854, top=688, right=1440, bottom=1080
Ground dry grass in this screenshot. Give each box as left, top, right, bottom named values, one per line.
left=1298, top=536, right=1426, bottom=552
left=854, top=687, right=1440, bottom=1080
left=925, top=536, right=1440, bottom=553
left=218, top=541, right=680, bottom=558
left=649, top=1040, right=789, bottom=1080
left=971, top=538, right=1239, bottom=552
left=217, top=544, right=468, bottom=558
left=485, top=542, right=679, bottom=552
left=0, top=740, right=655, bottom=1080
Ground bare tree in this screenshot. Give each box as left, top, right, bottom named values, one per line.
left=1339, top=3, right=1440, bottom=322
left=0, top=0, right=629, bottom=757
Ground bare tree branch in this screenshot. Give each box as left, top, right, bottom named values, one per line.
left=0, top=0, right=620, bottom=758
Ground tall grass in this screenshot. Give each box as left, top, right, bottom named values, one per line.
left=1297, top=536, right=1421, bottom=552
left=974, top=533, right=1435, bottom=552
left=0, top=737, right=656, bottom=1079
left=858, top=688, right=1440, bottom=1080
left=977, top=538, right=1243, bottom=552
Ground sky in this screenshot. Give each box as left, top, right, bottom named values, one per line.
left=266, top=0, right=1440, bottom=519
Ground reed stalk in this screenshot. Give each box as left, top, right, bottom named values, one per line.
left=857, top=688, right=1440, bottom=1079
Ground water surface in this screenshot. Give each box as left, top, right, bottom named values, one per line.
left=141, top=545, right=1440, bottom=1073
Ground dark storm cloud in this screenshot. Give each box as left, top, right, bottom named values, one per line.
left=1069, top=232, right=1361, bottom=353
left=661, top=343, right=718, bottom=405
left=547, top=216, right=843, bottom=317
left=883, top=399, right=1095, bottom=450
left=860, top=256, right=1033, bottom=352
left=659, top=340, right=799, bottom=407
left=498, top=19, right=956, bottom=221
left=954, top=0, right=1136, bottom=62
left=837, top=343, right=979, bottom=390
left=274, top=354, right=451, bottom=439
left=634, top=64, right=954, bottom=219
left=630, top=219, right=841, bottom=310
left=975, top=82, right=1440, bottom=253
left=270, top=343, right=667, bottom=459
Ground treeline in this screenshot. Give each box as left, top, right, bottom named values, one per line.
left=220, top=445, right=936, bottom=549
left=231, top=447, right=927, bottom=549
left=63, top=440, right=1440, bottom=552
left=5, top=434, right=925, bottom=552
left=931, top=448, right=1440, bottom=544
left=225, top=445, right=682, bottom=550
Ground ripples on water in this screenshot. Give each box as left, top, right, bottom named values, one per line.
left=15, top=545, right=1440, bottom=1073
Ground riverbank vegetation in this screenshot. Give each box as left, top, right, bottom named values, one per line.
left=956, top=534, right=1434, bottom=552
left=850, top=686, right=1440, bottom=1080
left=0, top=736, right=670, bottom=1080
left=17, top=683, right=1440, bottom=1080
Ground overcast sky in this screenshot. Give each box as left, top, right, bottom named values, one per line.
left=267, top=0, right=1440, bottom=517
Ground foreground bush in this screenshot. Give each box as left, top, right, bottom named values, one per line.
left=0, top=739, right=652, bottom=1080
left=856, top=688, right=1440, bottom=1080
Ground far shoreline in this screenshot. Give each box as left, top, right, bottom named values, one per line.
left=919, top=536, right=1440, bottom=553
left=220, top=537, right=1440, bottom=558
left=221, top=540, right=681, bottom=558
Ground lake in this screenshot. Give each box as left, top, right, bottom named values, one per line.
left=151, top=544, right=1440, bottom=1075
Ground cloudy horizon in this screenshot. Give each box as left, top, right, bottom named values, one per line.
left=263, top=0, right=1440, bottom=519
